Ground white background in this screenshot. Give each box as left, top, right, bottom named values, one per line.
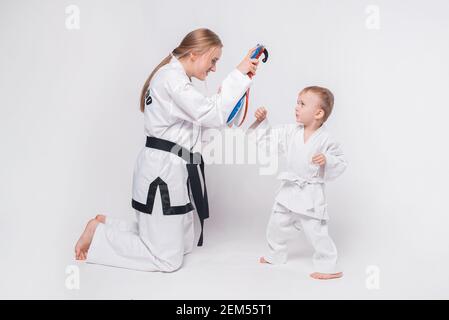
left=1, top=0, right=448, bottom=299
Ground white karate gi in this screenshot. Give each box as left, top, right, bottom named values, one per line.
left=255, top=120, right=347, bottom=273
left=86, top=54, right=252, bottom=272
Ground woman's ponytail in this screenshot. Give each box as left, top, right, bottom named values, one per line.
left=139, top=54, right=172, bottom=113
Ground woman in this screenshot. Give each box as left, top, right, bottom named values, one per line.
left=75, top=28, right=259, bottom=272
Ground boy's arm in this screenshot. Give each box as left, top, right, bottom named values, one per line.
left=247, top=108, right=291, bottom=156
left=247, top=118, right=273, bottom=151
left=249, top=106, right=268, bottom=130
left=322, top=140, right=347, bottom=181
left=249, top=118, right=265, bottom=130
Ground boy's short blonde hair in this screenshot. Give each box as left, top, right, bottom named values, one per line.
left=300, top=86, right=334, bottom=123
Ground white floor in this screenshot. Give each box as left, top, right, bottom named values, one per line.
left=2, top=220, right=448, bottom=300
left=2, top=164, right=448, bottom=300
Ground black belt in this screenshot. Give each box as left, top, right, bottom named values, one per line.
left=140, top=136, right=209, bottom=247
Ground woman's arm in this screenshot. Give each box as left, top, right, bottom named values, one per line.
left=165, top=49, right=259, bottom=128
left=165, top=69, right=252, bottom=128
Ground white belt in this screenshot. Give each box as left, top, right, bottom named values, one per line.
left=277, top=172, right=323, bottom=189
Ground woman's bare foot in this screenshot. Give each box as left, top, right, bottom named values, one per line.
left=259, top=256, right=271, bottom=264
left=310, top=272, right=343, bottom=280
left=75, top=218, right=100, bottom=260
left=95, top=214, right=106, bottom=224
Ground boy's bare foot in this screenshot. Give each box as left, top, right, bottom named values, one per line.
left=310, top=272, right=343, bottom=280
left=259, top=256, right=271, bottom=264
left=95, top=214, right=106, bottom=224
left=75, top=218, right=100, bottom=260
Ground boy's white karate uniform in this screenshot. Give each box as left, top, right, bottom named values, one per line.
left=86, top=55, right=252, bottom=272
left=255, top=120, right=347, bottom=273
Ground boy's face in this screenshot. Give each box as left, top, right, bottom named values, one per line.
left=295, top=91, right=324, bottom=125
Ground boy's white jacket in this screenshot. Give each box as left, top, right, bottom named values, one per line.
left=253, top=120, right=347, bottom=220
left=132, top=55, right=253, bottom=208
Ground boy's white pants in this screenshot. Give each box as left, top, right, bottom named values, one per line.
left=86, top=189, right=195, bottom=272
left=264, top=202, right=340, bottom=274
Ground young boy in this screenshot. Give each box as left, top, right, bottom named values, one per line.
left=251, top=86, right=347, bottom=280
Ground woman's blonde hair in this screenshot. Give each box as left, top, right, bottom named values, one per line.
left=139, top=28, right=223, bottom=112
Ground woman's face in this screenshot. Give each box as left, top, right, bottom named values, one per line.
left=192, top=46, right=222, bottom=80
